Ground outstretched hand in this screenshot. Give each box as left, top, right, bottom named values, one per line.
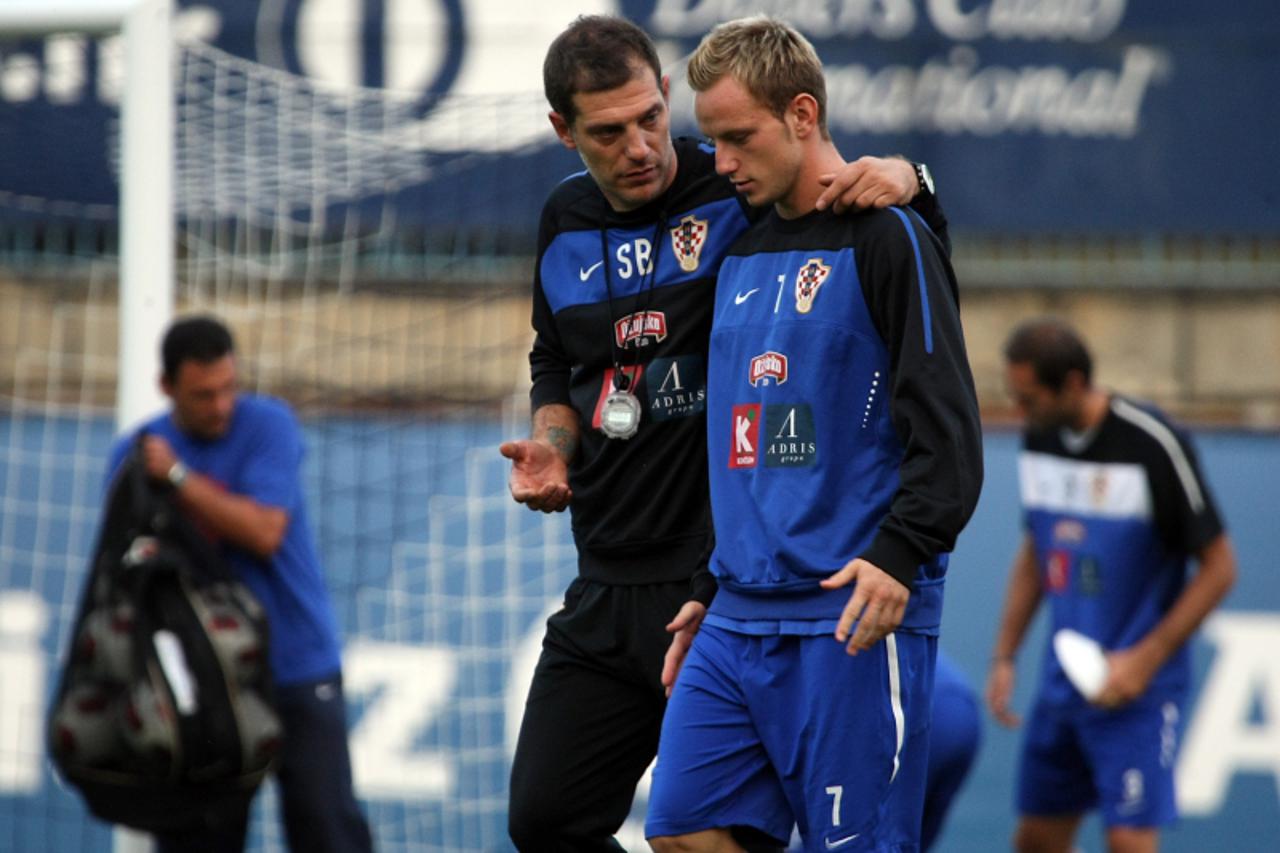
left=661, top=600, right=707, bottom=697
left=815, top=155, right=917, bottom=214
left=820, top=558, right=909, bottom=655
left=499, top=439, right=571, bottom=513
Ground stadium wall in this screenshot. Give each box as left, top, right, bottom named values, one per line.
left=4, top=272, right=1278, bottom=427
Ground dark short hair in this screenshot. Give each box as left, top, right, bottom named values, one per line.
left=162, top=315, right=235, bottom=380
left=543, top=15, right=662, bottom=127
left=1003, top=316, right=1093, bottom=391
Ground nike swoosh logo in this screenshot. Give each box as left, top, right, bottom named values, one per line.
left=733, top=288, right=759, bottom=305
left=825, top=833, right=860, bottom=850
left=579, top=261, right=604, bottom=281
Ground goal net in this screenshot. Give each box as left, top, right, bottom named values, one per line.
left=0, top=20, right=588, bottom=853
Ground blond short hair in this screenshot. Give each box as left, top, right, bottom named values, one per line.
left=686, top=16, right=828, bottom=138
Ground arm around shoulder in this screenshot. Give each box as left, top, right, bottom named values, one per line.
left=814, top=155, right=916, bottom=213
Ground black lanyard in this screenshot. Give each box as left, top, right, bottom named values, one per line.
left=600, top=212, right=667, bottom=391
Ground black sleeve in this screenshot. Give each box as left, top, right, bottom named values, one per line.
left=857, top=208, right=984, bottom=588
left=906, top=187, right=951, bottom=258
left=528, top=203, right=573, bottom=413
left=1147, top=421, right=1226, bottom=556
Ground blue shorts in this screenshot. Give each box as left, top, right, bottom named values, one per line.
left=921, top=653, right=981, bottom=851
left=646, top=623, right=935, bottom=851
left=1017, top=693, right=1185, bottom=827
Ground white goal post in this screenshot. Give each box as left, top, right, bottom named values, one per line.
left=0, top=0, right=173, bottom=434
left=0, top=6, right=171, bottom=852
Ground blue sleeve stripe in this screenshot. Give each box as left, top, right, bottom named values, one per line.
left=905, top=205, right=938, bottom=242
left=888, top=206, right=933, bottom=355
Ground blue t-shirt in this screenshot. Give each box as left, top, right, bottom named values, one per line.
left=108, top=395, right=343, bottom=686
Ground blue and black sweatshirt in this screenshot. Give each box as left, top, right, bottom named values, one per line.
left=705, top=203, right=982, bottom=634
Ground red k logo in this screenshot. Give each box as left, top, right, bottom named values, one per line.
left=730, top=404, right=760, bottom=468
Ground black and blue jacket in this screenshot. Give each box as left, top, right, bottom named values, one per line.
left=530, top=139, right=749, bottom=598
left=704, top=204, right=982, bottom=633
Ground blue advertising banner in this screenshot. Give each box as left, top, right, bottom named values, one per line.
left=0, top=0, right=1276, bottom=239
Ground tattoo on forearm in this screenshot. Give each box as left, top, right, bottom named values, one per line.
left=547, top=426, right=575, bottom=460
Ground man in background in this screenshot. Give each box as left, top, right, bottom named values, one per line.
left=109, top=315, right=372, bottom=853
left=987, top=316, right=1236, bottom=853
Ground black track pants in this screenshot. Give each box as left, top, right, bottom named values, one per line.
left=508, top=576, right=689, bottom=852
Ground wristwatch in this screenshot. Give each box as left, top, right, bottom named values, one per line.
left=913, top=161, right=935, bottom=197
left=167, top=461, right=190, bottom=489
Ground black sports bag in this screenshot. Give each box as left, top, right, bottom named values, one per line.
left=47, top=438, right=282, bottom=832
